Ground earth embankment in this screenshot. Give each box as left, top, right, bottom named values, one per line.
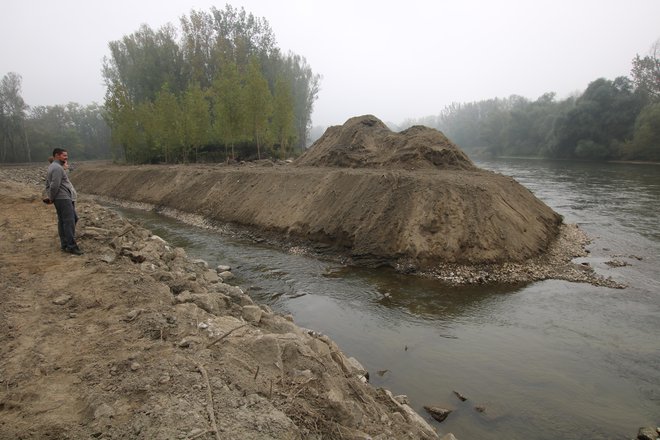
left=71, top=164, right=562, bottom=269
left=0, top=176, right=442, bottom=439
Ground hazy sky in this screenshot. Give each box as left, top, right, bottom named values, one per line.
left=2, top=0, right=659, bottom=127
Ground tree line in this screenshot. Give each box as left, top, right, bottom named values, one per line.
left=405, top=40, right=660, bottom=162
left=1, top=4, right=320, bottom=164
left=4, top=15, right=656, bottom=165
left=103, top=5, right=321, bottom=163
left=0, top=72, right=112, bottom=163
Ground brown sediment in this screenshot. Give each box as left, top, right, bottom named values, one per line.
left=0, top=177, right=441, bottom=439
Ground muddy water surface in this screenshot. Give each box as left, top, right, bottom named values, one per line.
left=112, top=158, right=660, bottom=440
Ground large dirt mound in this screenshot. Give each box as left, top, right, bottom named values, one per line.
left=70, top=164, right=563, bottom=270
left=296, top=115, right=477, bottom=170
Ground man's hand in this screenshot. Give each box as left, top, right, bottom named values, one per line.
left=42, top=198, right=52, bottom=204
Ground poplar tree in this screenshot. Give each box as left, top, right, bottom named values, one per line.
left=271, top=76, right=295, bottom=159
left=153, top=84, right=182, bottom=162
left=181, top=81, right=210, bottom=162
left=210, top=62, right=245, bottom=160
left=0, top=72, right=30, bottom=162
left=105, top=83, right=140, bottom=162
left=631, top=39, right=660, bottom=101
left=245, top=58, right=272, bottom=159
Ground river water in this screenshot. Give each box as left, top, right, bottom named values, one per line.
left=111, top=159, right=660, bottom=440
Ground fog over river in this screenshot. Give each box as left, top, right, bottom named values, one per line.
left=111, top=158, right=660, bottom=440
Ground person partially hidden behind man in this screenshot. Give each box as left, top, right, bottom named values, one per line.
left=44, top=148, right=83, bottom=255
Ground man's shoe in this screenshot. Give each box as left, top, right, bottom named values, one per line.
left=66, top=247, right=84, bottom=255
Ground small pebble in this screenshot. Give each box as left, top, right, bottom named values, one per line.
left=52, top=295, right=72, bottom=305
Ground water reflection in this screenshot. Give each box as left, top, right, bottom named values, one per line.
left=324, top=266, right=525, bottom=322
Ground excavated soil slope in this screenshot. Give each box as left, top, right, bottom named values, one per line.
left=72, top=116, right=562, bottom=270
left=0, top=177, right=441, bottom=439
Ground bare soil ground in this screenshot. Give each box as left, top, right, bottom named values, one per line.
left=0, top=176, right=441, bottom=440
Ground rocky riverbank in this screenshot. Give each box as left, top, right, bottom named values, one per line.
left=0, top=170, right=452, bottom=439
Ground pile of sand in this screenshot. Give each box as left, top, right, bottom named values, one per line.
left=295, top=115, right=476, bottom=171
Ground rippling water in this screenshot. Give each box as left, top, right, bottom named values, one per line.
left=111, top=159, right=660, bottom=439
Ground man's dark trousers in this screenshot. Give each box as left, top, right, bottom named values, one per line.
left=53, top=199, right=77, bottom=250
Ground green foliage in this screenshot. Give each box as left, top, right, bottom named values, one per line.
left=1, top=72, right=111, bottom=163
left=546, top=77, right=644, bottom=159
left=181, top=82, right=210, bottom=162
left=0, top=72, right=30, bottom=162
left=209, top=62, right=246, bottom=160
left=26, top=103, right=112, bottom=162
left=104, top=24, right=185, bottom=103
left=271, top=76, right=296, bottom=159
left=245, top=58, right=272, bottom=159
left=412, top=78, right=652, bottom=162
left=105, top=83, right=142, bottom=162
left=153, top=84, right=183, bottom=162
left=574, top=139, right=609, bottom=160
left=278, top=53, right=321, bottom=152
left=631, top=39, right=660, bottom=101
left=625, top=102, right=660, bottom=161
left=102, top=5, right=320, bottom=163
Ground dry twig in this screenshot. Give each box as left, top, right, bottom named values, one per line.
left=287, top=377, right=315, bottom=402
left=346, top=379, right=369, bottom=404
left=206, top=323, right=248, bottom=348
left=187, top=429, right=211, bottom=440
left=196, top=363, right=222, bottom=440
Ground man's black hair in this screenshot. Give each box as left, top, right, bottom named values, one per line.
left=52, top=147, right=68, bottom=156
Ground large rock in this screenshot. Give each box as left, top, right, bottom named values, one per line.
left=424, top=405, right=452, bottom=423
left=637, top=427, right=658, bottom=440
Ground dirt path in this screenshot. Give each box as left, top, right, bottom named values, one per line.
left=0, top=178, right=442, bottom=440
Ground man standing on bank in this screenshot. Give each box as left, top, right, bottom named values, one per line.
left=44, top=148, right=83, bottom=255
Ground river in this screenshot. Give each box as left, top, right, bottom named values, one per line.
left=111, top=158, right=660, bottom=440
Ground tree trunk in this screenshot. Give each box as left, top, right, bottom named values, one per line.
left=23, top=122, right=31, bottom=162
